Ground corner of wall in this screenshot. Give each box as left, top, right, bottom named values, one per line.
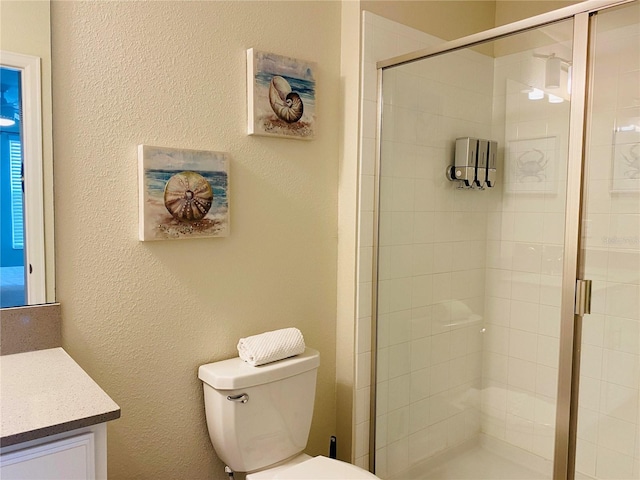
left=335, top=0, right=363, bottom=463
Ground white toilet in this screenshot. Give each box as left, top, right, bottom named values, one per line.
left=198, top=348, right=379, bottom=479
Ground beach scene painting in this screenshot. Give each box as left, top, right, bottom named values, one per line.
left=247, top=48, right=317, bottom=140
left=138, top=145, right=229, bottom=241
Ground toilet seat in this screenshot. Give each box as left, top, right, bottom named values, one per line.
left=246, top=455, right=379, bottom=479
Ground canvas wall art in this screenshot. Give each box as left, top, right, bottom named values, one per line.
left=505, top=136, right=558, bottom=194
left=138, top=145, right=229, bottom=241
left=247, top=48, right=317, bottom=140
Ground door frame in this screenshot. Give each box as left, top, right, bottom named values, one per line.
left=1, top=51, right=46, bottom=305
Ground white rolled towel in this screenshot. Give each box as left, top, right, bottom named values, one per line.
left=237, top=327, right=306, bottom=366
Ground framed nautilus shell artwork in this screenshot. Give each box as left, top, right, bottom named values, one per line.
left=505, top=136, right=558, bottom=194
left=138, top=145, right=230, bottom=241
left=247, top=48, right=317, bottom=140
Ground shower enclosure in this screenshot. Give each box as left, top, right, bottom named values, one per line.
left=371, top=1, right=639, bottom=479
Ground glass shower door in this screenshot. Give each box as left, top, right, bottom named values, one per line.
left=374, top=18, right=576, bottom=480
left=576, top=3, right=640, bottom=479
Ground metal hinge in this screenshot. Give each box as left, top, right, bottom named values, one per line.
left=575, top=279, right=592, bottom=315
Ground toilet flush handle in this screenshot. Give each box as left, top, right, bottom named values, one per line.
left=227, top=393, right=249, bottom=404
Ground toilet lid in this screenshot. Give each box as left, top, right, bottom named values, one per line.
left=272, top=456, right=379, bottom=479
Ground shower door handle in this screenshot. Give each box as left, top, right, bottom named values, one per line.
left=574, top=279, right=592, bottom=315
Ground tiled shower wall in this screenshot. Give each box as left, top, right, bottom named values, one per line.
left=355, top=9, right=639, bottom=480
left=374, top=37, right=495, bottom=478
left=576, top=8, right=640, bottom=479
left=356, top=12, right=495, bottom=475
left=483, top=42, right=572, bottom=466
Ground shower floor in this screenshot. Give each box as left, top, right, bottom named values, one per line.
left=389, top=437, right=551, bottom=480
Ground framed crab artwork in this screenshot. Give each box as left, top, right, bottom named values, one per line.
left=138, top=145, right=230, bottom=241
left=611, top=128, right=640, bottom=193
left=505, top=136, right=559, bottom=194
left=246, top=49, right=317, bottom=140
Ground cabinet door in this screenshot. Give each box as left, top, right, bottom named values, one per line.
left=0, top=432, right=95, bottom=480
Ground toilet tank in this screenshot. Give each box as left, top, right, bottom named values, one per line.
left=198, top=348, right=320, bottom=473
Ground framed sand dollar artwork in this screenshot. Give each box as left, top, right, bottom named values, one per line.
left=138, top=145, right=229, bottom=241
left=247, top=48, right=317, bottom=140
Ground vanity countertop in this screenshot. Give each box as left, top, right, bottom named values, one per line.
left=0, top=347, right=120, bottom=447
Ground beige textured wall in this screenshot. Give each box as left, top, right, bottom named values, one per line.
left=494, top=0, right=582, bottom=26
left=361, top=1, right=496, bottom=41
left=0, top=0, right=55, bottom=302
left=50, top=2, right=340, bottom=479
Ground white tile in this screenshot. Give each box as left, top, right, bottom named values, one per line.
left=413, top=212, right=434, bottom=244
left=486, top=268, right=513, bottom=299
left=409, top=395, right=429, bottom=432
left=510, top=300, right=539, bottom=333
left=539, top=274, right=562, bottom=307
left=575, top=439, right=597, bottom=478
left=377, top=380, right=389, bottom=415
left=389, top=244, right=413, bottom=279
left=582, top=313, right=605, bottom=346
left=508, top=358, right=537, bottom=392
left=432, top=273, right=452, bottom=304
left=596, top=445, right=635, bottom=479
left=411, top=274, right=433, bottom=308
left=599, top=381, right=638, bottom=424
left=604, top=315, right=640, bottom=355
left=581, top=344, right=603, bottom=380
left=505, top=413, right=534, bottom=451
left=433, top=243, right=453, bottom=273
left=605, top=283, right=640, bottom=320
left=509, top=329, right=538, bottom=362
left=483, top=352, right=508, bottom=384
left=410, top=368, right=430, bottom=402
left=513, top=213, right=544, bottom=243
left=541, top=245, right=564, bottom=276
left=386, top=437, right=409, bottom=474
left=511, top=272, right=540, bottom=302
left=430, top=362, right=450, bottom=394
left=426, top=420, right=450, bottom=457
left=430, top=332, right=451, bottom=365
left=486, top=296, right=511, bottom=327
left=485, top=324, right=509, bottom=356
left=389, top=309, right=412, bottom=345
left=391, top=212, right=414, bottom=245
left=536, top=364, right=558, bottom=399
left=412, top=243, right=434, bottom=276
left=408, top=426, right=430, bottom=463
left=537, top=335, right=560, bottom=368
left=578, top=375, right=601, bottom=411
left=538, top=305, right=561, bottom=337
left=507, top=387, right=536, bottom=421
left=411, top=306, right=432, bottom=339
left=389, top=277, right=412, bottom=312
left=388, top=343, right=411, bottom=379
left=602, top=349, right=639, bottom=389
left=388, top=374, right=411, bottom=412
left=512, top=242, right=542, bottom=273
left=411, top=337, right=431, bottom=371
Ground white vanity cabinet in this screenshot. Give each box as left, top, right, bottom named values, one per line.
left=0, top=349, right=119, bottom=480
left=1, top=427, right=103, bottom=479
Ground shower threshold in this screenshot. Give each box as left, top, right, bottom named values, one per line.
left=387, top=435, right=552, bottom=480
